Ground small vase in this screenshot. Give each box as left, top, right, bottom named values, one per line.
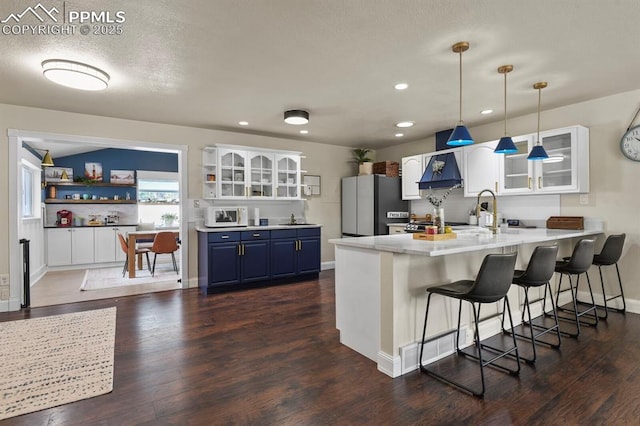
left=433, top=207, right=445, bottom=234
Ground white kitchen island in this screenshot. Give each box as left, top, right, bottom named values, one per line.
left=329, top=226, right=603, bottom=378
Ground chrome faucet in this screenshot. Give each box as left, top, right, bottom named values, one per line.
left=476, top=189, right=498, bottom=234
left=290, top=214, right=297, bottom=225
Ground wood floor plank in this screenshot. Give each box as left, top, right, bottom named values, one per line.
left=1, top=270, right=639, bottom=425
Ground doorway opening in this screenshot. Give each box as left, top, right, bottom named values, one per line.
left=8, top=129, right=188, bottom=311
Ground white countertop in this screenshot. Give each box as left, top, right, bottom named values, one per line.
left=330, top=227, right=602, bottom=257
left=196, top=224, right=321, bottom=233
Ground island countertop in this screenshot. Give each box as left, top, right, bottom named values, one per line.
left=329, top=226, right=602, bottom=257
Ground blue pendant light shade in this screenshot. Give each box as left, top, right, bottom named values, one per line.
left=527, top=144, right=549, bottom=160
left=494, top=65, right=518, bottom=154
left=447, top=123, right=474, bottom=146
left=528, top=81, right=549, bottom=161
left=446, top=42, right=474, bottom=147
left=495, top=136, right=518, bottom=153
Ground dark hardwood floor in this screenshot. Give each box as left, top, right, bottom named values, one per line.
left=2, top=270, right=639, bottom=425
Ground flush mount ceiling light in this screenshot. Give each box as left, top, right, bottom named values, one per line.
left=284, top=110, right=309, bottom=125
left=527, top=82, right=550, bottom=160
left=494, top=65, right=518, bottom=154
left=480, top=109, right=493, bottom=115
left=394, top=82, right=409, bottom=90
left=238, top=121, right=249, bottom=126
left=447, top=41, right=474, bottom=146
left=42, top=59, right=110, bottom=91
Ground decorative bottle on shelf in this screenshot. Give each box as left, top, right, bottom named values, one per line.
left=48, top=185, right=56, bottom=199
left=433, top=207, right=445, bottom=234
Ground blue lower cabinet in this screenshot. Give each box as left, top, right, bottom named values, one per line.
left=198, top=227, right=320, bottom=294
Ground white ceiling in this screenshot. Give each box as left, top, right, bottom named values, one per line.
left=3, top=0, right=640, bottom=155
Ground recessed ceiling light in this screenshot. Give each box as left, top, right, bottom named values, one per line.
left=395, top=133, right=404, bottom=137
left=284, top=109, right=309, bottom=125
left=395, top=121, right=414, bottom=128
left=480, top=109, right=493, bottom=115
left=299, top=130, right=308, bottom=134
left=394, top=83, right=409, bottom=90
left=41, top=59, right=109, bottom=91
left=238, top=121, right=249, bottom=126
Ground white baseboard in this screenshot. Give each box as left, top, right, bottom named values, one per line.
left=321, top=261, right=335, bottom=271
left=377, top=350, right=402, bottom=378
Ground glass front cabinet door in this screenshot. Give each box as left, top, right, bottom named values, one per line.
left=499, top=135, right=534, bottom=195
left=536, top=126, right=589, bottom=193
left=276, top=154, right=301, bottom=199
left=219, top=148, right=248, bottom=199
left=248, top=151, right=274, bottom=199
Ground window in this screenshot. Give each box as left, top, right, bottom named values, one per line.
left=21, top=162, right=40, bottom=219
left=137, top=171, right=179, bottom=227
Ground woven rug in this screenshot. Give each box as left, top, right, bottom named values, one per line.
left=81, top=261, right=179, bottom=291
left=0, top=307, right=117, bottom=420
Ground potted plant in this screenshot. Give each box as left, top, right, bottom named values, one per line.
left=352, top=148, right=373, bottom=175
left=161, top=213, right=178, bottom=227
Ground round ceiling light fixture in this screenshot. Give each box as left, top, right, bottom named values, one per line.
left=42, top=59, right=110, bottom=91
left=284, top=109, right=309, bottom=125
left=395, top=121, right=414, bottom=128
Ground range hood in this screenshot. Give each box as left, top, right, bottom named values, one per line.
left=418, top=152, right=463, bottom=190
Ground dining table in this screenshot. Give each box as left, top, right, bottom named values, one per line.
left=126, top=229, right=180, bottom=278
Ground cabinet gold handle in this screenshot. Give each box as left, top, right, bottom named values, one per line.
left=238, top=244, right=241, bottom=256
left=298, top=240, right=302, bottom=251
left=495, top=181, right=498, bottom=192
left=538, top=176, right=542, bottom=189
left=528, top=177, right=532, bottom=189
left=242, top=244, right=245, bottom=256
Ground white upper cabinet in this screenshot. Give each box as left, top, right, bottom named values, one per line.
left=498, top=125, right=589, bottom=194
left=275, top=154, right=301, bottom=199
left=463, top=140, right=501, bottom=196
left=401, top=154, right=423, bottom=200
left=204, top=145, right=302, bottom=200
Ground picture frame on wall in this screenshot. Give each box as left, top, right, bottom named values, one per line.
left=84, top=162, right=103, bottom=182
left=110, top=170, right=135, bottom=185
left=44, top=167, right=73, bottom=183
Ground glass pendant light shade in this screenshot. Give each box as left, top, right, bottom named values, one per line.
left=495, top=136, right=518, bottom=153
left=528, top=81, right=549, bottom=161
left=527, top=144, right=549, bottom=160
left=447, top=123, right=474, bottom=146
left=446, top=42, right=474, bottom=146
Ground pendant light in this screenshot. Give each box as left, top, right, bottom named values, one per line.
left=494, top=65, right=518, bottom=154
left=34, top=148, right=54, bottom=167
left=446, top=41, right=474, bottom=146
left=284, top=110, right=309, bottom=125
left=527, top=82, right=549, bottom=160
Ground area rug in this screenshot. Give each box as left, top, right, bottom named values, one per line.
left=0, top=307, right=117, bottom=420
left=80, top=262, right=179, bottom=291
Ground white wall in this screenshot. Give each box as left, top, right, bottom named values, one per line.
left=377, top=89, right=640, bottom=301
left=0, top=103, right=355, bottom=299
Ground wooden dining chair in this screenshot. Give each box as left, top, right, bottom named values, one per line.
left=151, top=231, right=179, bottom=276
left=117, top=233, right=151, bottom=277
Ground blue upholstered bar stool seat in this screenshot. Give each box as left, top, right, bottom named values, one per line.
left=554, top=238, right=597, bottom=337
left=419, top=252, right=519, bottom=398
left=502, top=245, right=560, bottom=364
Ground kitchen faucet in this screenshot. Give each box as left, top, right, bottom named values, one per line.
left=476, top=189, right=498, bottom=234
left=290, top=214, right=296, bottom=225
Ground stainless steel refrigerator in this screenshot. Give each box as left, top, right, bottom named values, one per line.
left=341, top=175, right=409, bottom=237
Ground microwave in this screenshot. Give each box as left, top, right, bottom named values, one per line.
left=205, top=206, right=248, bottom=227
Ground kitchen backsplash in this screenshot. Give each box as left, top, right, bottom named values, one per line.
left=190, top=199, right=307, bottom=226
left=44, top=204, right=138, bottom=227
left=410, top=189, right=560, bottom=226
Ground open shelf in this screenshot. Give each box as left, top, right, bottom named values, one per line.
left=46, top=182, right=136, bottom=188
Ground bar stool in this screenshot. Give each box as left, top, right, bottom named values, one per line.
left=554, top=238, right=597, bottom=337
left=419, top=252, right=519, bottom=398
left=589, top=234, right=626, bottom=319
left=502, top=245, right=560, bottom=364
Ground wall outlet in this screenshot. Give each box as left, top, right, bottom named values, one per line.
left=579, top=194, right=589, bottom=205
left=0, top=274, right=8, bottom=286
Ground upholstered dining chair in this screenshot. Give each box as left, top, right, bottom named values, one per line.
left=150, top=231, right=179, bottom=276
left=117, top=233, right=151, bottom=278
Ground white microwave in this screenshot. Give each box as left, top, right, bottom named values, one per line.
left=205, top=206, right=248, bottom=227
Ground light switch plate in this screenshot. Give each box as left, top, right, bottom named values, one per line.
left=579, top=194, right=589, bottom=205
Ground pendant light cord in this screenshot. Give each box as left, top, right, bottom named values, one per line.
left=536, top=86, right=542, bottom=145
left=504, top=72, right=508, bottom=136
left=458, top=50, right=463, bottom=123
